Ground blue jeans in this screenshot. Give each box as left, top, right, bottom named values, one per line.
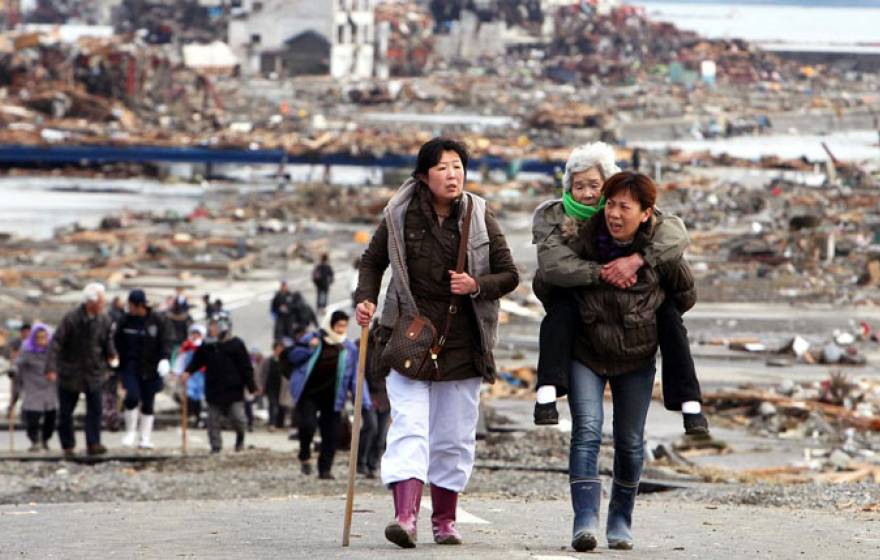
left=568, top=360, right=656, bottom=485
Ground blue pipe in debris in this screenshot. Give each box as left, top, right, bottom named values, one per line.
left=0, top=145, right=564, bottom=176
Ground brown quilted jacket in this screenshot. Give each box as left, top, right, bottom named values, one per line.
left=569, top=213, right=696, bottom=376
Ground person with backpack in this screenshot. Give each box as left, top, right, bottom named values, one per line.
left=288, top=310, right=370, bottom=479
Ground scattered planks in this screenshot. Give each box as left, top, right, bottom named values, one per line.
left=735, top=464, right=880, bottom=485
left=703, top=388, right=880, bottom=432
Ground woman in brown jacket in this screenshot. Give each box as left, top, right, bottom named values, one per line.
left=565, top=172, right=696, bottom=553
left=355, top=137, right=519, bottom=548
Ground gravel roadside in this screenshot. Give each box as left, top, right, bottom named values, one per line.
left=2, top=428, right=879, bottom=513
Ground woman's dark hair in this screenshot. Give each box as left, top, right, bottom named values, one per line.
left=330, top=310, right=350, bottom=326
left=413, top=137, right=469, bottom=180
left=602, top=171, right=657, bottom=210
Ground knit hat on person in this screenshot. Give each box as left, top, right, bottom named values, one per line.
left=128, top=289, right=148, bottom=306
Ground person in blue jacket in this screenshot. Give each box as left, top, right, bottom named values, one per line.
left=289, top=309, right=371, bottom=479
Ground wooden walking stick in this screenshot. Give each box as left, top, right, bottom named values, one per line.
left=342, top=325, right=370, bottom=547
left=181, top=376, right=188, bottom=454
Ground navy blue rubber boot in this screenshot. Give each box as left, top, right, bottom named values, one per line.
left=570, top=479, right=602, bottom=552
left=606, top=481, right=638, bottom=550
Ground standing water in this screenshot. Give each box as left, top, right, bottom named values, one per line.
left=0, top=177, right=206, bottom=239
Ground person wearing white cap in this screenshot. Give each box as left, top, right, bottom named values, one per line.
left=47, top=283, right=117, bottom=457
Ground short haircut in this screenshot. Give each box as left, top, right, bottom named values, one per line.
left=82, top=283, right=106, bottom=303
left=413, top=137, right=469, bottom=180
left=330, top=310, right=350, bottom=326
left=562, top=142, right=621, bottom=192
left=602, top=171, right=657, bottom=210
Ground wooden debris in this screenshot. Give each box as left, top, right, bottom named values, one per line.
left=703, top=388, right=880, bottom=432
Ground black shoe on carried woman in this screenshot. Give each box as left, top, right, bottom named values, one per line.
left=534, top=402, right=559, bottom=425
left=683, top=412, right=710, bottom=438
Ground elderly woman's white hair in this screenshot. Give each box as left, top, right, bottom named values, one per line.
left=562, top=142, right=621, bottom=193
left=82, top=282, right=106, bottom=303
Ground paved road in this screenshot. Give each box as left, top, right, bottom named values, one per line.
left=1, top=494, right=877, bottom=559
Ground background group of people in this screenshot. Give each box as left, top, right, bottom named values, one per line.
left=5, top=256, right=388, bottom=480
left=268, top=262, right=389, bottom=479
left=7, top=284, right=208, bottom=456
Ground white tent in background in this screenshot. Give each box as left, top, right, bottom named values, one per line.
left=182, top=41, right=239, bottom=75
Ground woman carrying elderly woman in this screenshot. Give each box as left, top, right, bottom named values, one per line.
left=355, top=137, right=519, bottom=548
left=532, top=142, right=707, bottom=435
left=531, top=143, right=703, bottom=551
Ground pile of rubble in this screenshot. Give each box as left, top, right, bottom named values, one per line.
left=0, top=175, right=472, bottom=327
left=650, top=158, right=880, bottom=305
left=374, top=1, right=434, bottom=77
left=0, top=216, right=253, bottom=322
left=703, top=373, right=880, bottom=483
left=706, top=373, right=880, bottom=433
left=546, top=3, right=817, bottom=87
left=0, top=33, right=234, bottom=147
left=708, top=328, right=872, bottom=367
left=2, top=4, right=878, bottom=166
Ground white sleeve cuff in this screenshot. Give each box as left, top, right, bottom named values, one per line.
left=470, top=280, right=481, bottom=299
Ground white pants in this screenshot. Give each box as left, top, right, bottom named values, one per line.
left=381, top=370, right=482, bottom=492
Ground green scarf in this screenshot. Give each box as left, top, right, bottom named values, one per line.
left=562, top=192, right=604, bottom=221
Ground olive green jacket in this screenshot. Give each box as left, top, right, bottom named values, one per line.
left=531, top=199, right=689, bottom=302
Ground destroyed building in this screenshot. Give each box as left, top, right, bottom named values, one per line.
left=1, top=0, right=21, bottom=29
left=373, top=1, right=433, bottom=77
left=227, top=0, right=377, bottom=79
left=429, top=0, right=547, bottom=63
left=112, top=0, right=224, bottom=44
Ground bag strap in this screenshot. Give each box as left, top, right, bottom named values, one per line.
left=385, top=205, right=419, bottom=313
left=434, top=194, right=475, bottom=353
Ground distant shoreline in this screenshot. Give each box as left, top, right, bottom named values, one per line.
left=631, top=0, right=878, bottom=8
left=625, top=0, right=879, bottom=45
